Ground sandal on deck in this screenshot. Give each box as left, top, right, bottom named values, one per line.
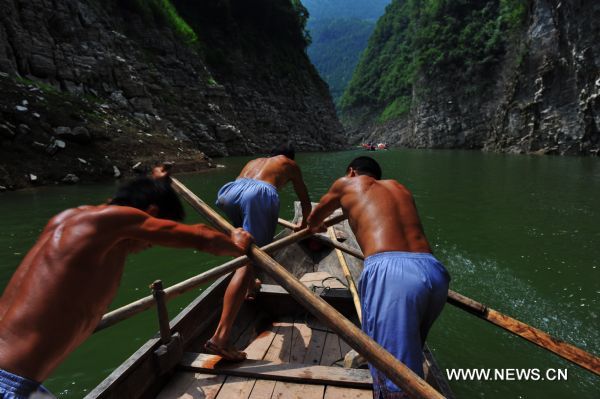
left=204, top=340, right=247, bottom=362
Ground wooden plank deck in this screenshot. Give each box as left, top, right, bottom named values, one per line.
left=158, top=315, right=372, bottom=399
left=156, top=272, right=372, bottom=399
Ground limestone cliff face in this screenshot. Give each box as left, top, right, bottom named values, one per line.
left=342, top=0, right=599, bottom=156
left=0, top=0, right=343, bottom=189
left=486, top=0, right=599, bottom=155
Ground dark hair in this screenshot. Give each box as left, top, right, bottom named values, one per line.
left=270, top=143, right=295, bottom=160
left=109, top=177, right=185, bottom=221
left=346, top=156, right=382, bottom=180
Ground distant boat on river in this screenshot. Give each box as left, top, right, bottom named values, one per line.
left=360, top=143, right=389, bottom=151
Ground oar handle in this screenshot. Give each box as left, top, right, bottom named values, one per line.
left=449, top=291, right=600, bottom=376
left=95, top=195, right=345, bottom=333
left=447, top=290, right=487, bottom=315
left=278, top=218, right=365, bottom=259
left=278, top=218, right=296, bottom=229
left=94, top=224, right=334, bottom=333
left=328, top=226, right=362, bottom=323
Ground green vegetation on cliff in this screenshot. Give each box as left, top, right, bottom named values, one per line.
left=118, top=0, right=311, bottom=49
left=168, top=0, right=315, bottom=89
left=118, top=0, right=198, bottom=44
left=291, top=0, right=311, bottom=45
left=170, top=0, right=310, bottom=49
left=341, top=0, right=527, bottom=122
left=307, top=18, right=376, bottom=104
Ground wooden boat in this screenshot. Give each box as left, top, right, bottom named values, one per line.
left=86, top=204, right=454, bottom=399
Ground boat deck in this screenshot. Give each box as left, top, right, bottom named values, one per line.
left=155, top=271, right=451, bottom=399
left=157, top=317, right=372, bottom=399
left=87, top=205, right=453, bottom=399
left=156, top=273, right=373, bottom=399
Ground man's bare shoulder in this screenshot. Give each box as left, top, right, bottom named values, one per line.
left=271, top=155, right=297, bottom=167
left=349, top=175, right=379, bottom=190
left=55, top=205, right=150, bottom=230
left=94, top=205, right=150, bottom=220
left=330, top=176, right=356, bottom=193
left=379, top=179, right=407, bottom=188
left=45, top=205, right=97, bottom=229
left=247, top=157, right=268, bottom=165
left=378, top=179, right=412, bottom=196
left=240, top=157, right=267, bottom=172
left=268, top=156, right=300, bottom=177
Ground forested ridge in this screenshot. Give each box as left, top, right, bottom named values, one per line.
left=341, top=0, right=526, bottom=122
left=303, top=0, right=391, bottom=105
left=339, top=0, right=599, bottom=156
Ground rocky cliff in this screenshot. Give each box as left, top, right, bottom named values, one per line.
left=0, top=0, right=343, bottom=190
left=341, top=0, right=599, bottom=156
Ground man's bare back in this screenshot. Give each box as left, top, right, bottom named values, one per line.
left=0, top=195, right=251, bottom=382
left=238, top=155, right=311, bottom=226
left=308, top=157, right=448, bottom=395
left=205, top=150, right=312, bottom=361
left=308, top=174, right=431, bottom=257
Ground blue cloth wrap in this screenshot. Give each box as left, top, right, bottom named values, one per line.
left=359, top=251, right=450, bottom=398
left=216, top=178, right=280, bottom=246
left=0, top=369, right=53, bottom=399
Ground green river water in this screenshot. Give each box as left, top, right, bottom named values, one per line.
left=0, top=149, right=598, bottom=398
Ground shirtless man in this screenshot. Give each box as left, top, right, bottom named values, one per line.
left=206, top=144, right=311, bottom=360
left=306, top=156, right=450, bottom=399
left=0, top=168, right=252, bottom=398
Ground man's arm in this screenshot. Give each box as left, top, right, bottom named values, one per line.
left=306, top=178, right=346, bottom=233
left=288, top=162, right=312, bottom=229
left=106, top=207, right=252, bottom=256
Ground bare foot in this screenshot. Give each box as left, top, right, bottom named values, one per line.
left=204, top=339, right=247, bottom=362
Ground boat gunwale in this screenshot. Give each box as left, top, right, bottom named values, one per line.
left=84, top=274, right=231, bottom=399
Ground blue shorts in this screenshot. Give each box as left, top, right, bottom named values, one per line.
left=0, top=369, right=53, bottom=399
left=216, top=178, right=280, bottom=246
left=358, top=252, right=450, bottom=398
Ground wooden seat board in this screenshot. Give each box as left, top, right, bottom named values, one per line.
left=179, top=353, right=373, bottom=388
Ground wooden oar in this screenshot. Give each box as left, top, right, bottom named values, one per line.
left=278, top=217, right=363, bottom=321
left=446, top=290, right=600, bottom=376
left=283, top=221, right=600, bottom=376
left=277, top=218, right=297, bottom=230
left=171, top=178, right=445, bottom=399
left=327, top=226, right=362, bottom=323
left=278, top=218, right=362, bottom=257
left=95, top=213, right=347, bottom=333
